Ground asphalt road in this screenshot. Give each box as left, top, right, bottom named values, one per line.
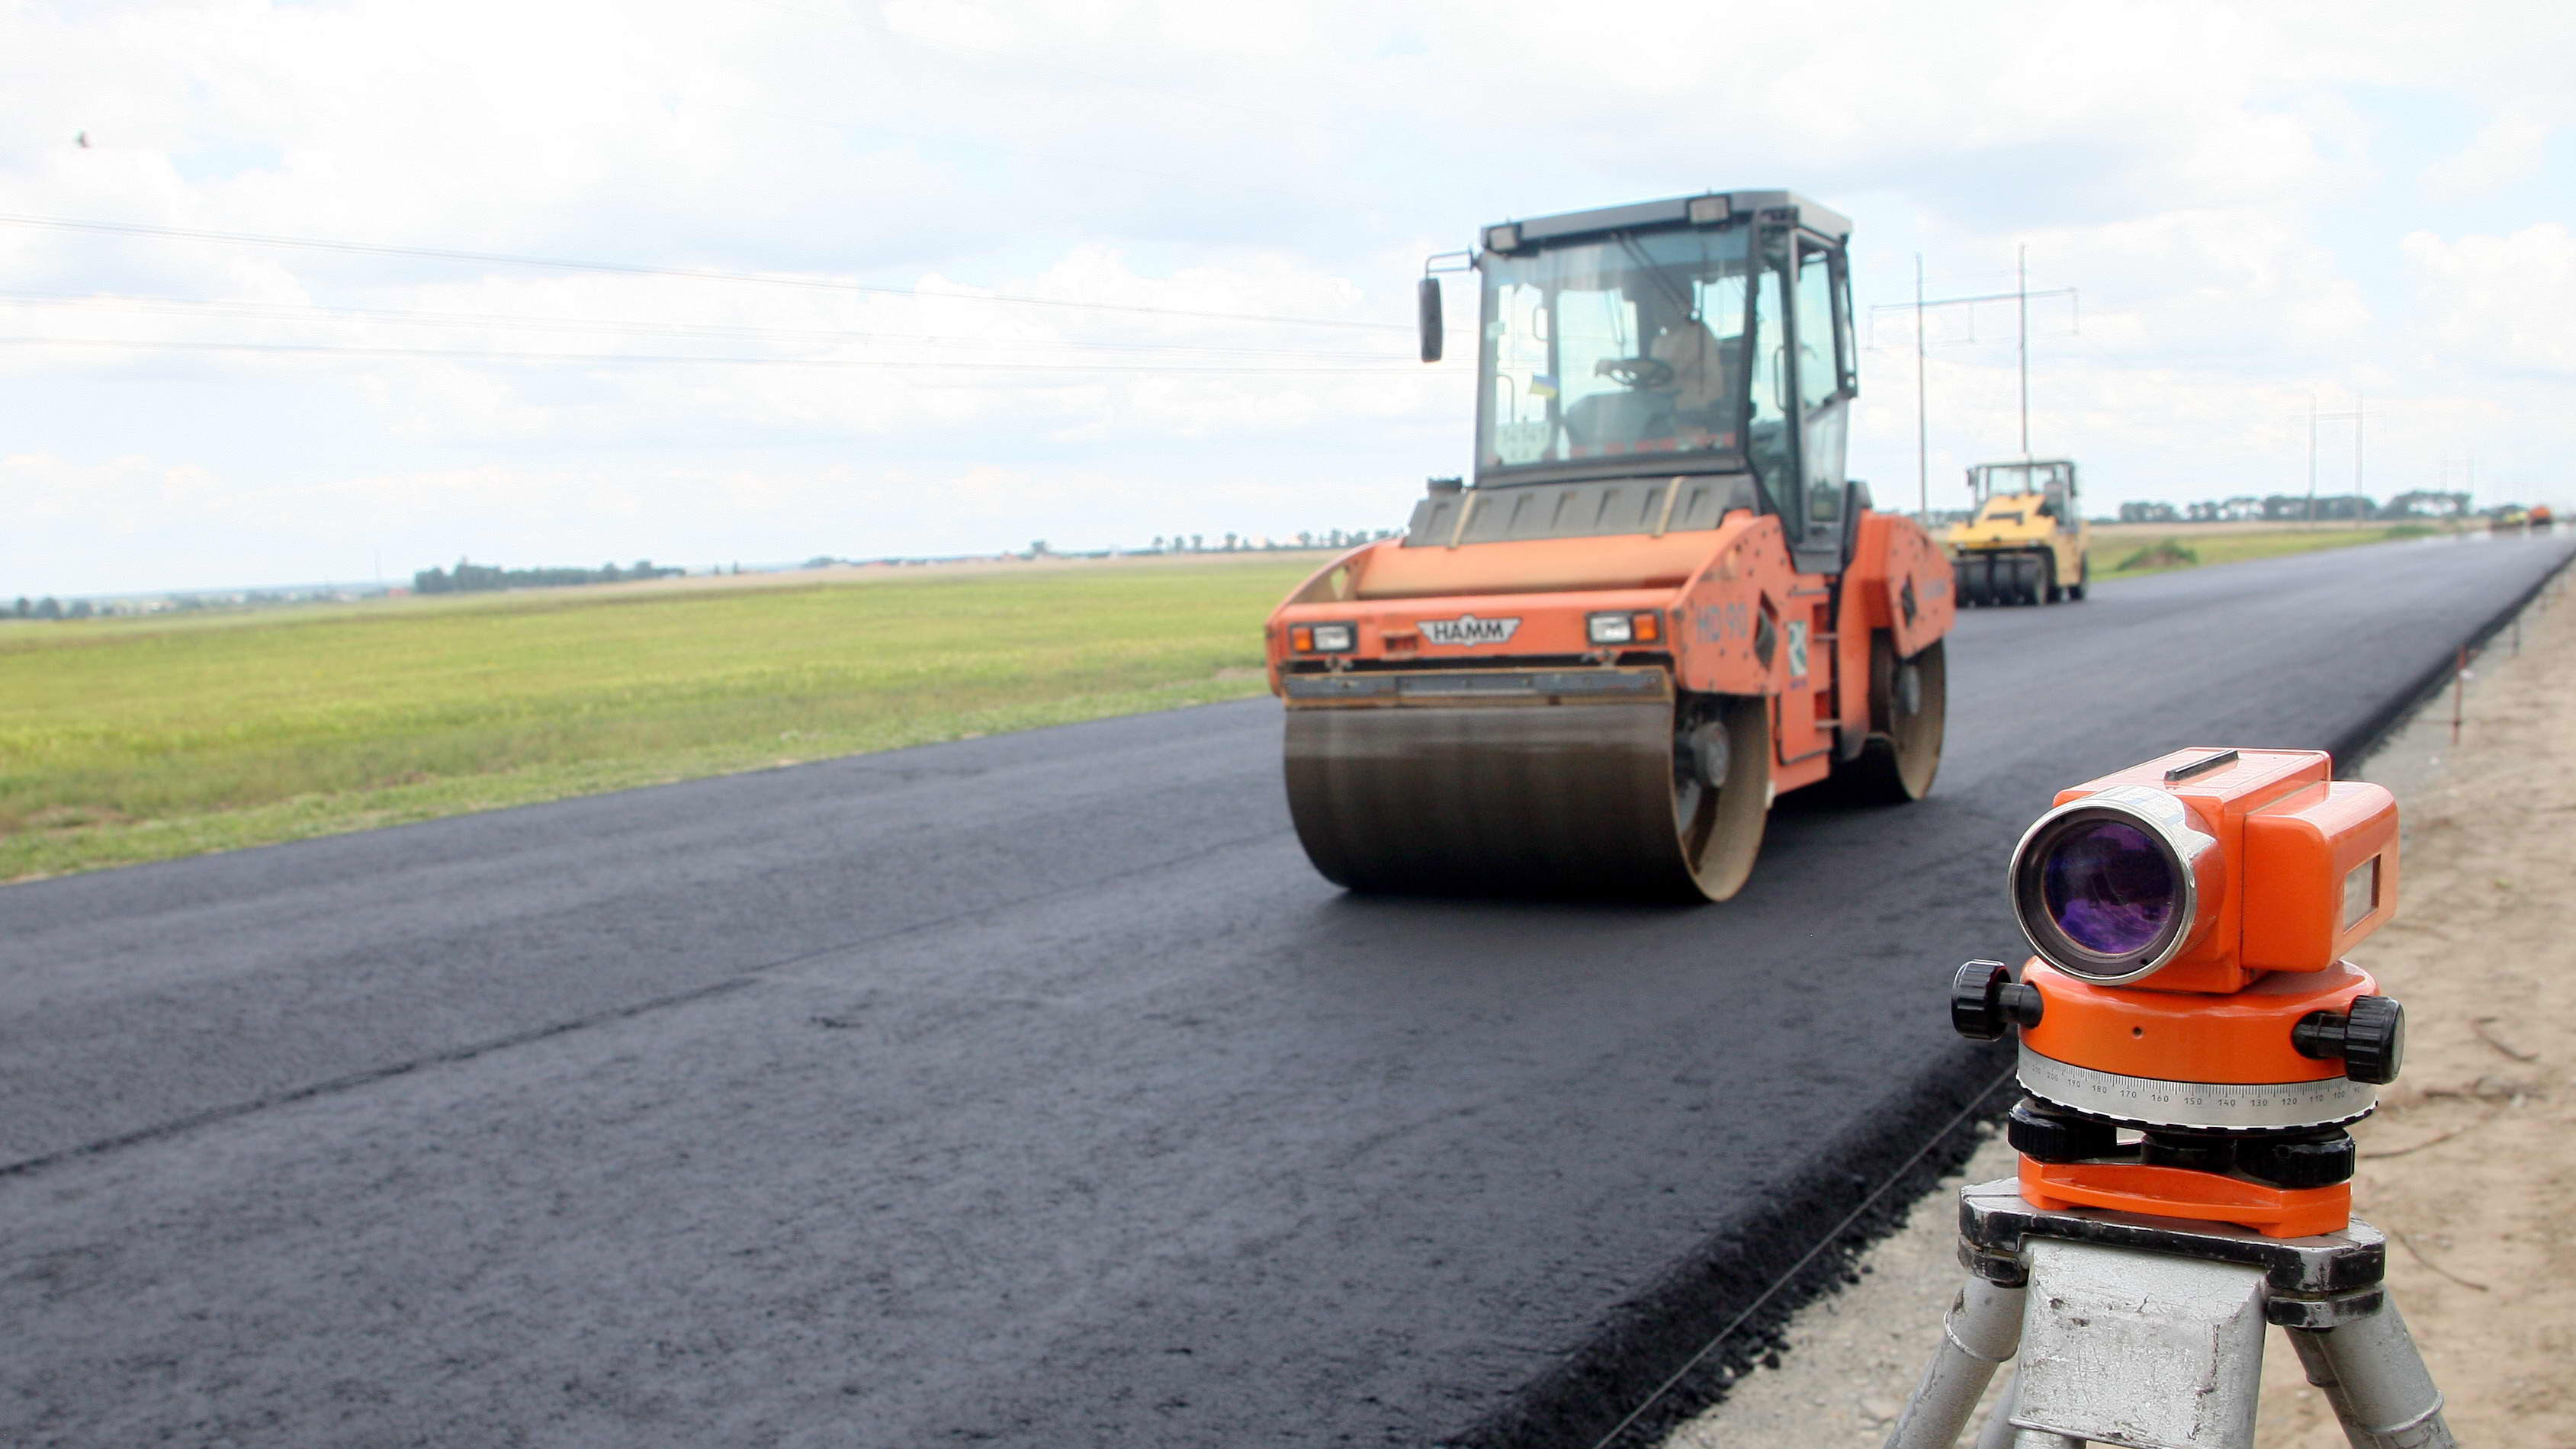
left=5, top=531, right=2568, bottom=1448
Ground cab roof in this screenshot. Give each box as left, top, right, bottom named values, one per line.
left=1485, top=190, right=1852, bottom=250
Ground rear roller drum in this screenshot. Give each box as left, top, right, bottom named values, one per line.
left=1283, top=691, right=1771, bottom=902
left=1669, top=693, right=1771, bottom=901
left=1840, top=636, right=1947, bottom=802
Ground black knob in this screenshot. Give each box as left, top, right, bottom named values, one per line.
left=2292, top=994, right=2407, bottom=1084
left=2238, top=1129, right=2357, bottom=1190
left=2006, top=1097, right=2118, bottom=1161
left=1951, top=960, right=2044, bottom=1041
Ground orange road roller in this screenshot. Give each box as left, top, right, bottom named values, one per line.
left=1266, top=191, right=1958, bottom=901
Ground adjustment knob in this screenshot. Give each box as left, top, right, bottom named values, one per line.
left=2291, top=994, right=2407, bottom=1084
left=2340, top=994, right=2406, bottom=1084
left=1951, top=960, right=2044, bottom=1041
left=2006, top=1097, right=2118, bottom=1162
left=2238, top=1129, right=2358, bottom=1190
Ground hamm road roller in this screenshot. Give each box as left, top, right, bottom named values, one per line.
left=1946, top=458, right=2091, bottom=606
left=1264, top=190, right=1957, bottom=901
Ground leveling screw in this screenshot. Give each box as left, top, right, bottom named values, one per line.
left=1951, top=960, right=2044, bottom=1040
left=2289, top=995, right=2406, bottom=1084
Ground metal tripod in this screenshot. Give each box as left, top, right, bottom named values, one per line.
left=1884, top=1180, right=2455, bottom=1449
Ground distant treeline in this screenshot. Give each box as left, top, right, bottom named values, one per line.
left=6, top=589, right=376, bottom=623
left=11, top=596, right=96, bottom=620
left=2117, top=490, right=2478, bottom=524
left=413, top=558, right=686, bottom=594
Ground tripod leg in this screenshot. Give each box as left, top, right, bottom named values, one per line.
left=1971, top=1368, right=2017, bottom=1449
left=2284, top=1299, right=2455, bottom=1449
left=1884, top=1276, right=2025, bottom=1449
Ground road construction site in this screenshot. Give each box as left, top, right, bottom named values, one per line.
left=2, top=526, right=2565, bottom=1447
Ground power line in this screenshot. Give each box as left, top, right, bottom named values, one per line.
left=0, top=333, right=1433, bottom=376
left=0, top=214, right=1415, bottom=332
left=1869, top=259, right=2080, bottom=493
left=0, top=291, right=1408, bottom=361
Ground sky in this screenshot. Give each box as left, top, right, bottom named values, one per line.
left=4, top=0, right=2572, bottom=596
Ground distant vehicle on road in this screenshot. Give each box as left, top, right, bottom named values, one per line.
left=1948, top=459, right=2090, bottom=606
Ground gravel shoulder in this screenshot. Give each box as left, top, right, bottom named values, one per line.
left=1664, top=569, right=2576, bottom=1448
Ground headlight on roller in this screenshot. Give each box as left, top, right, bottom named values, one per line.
left=1291, top=622, right=1356, bottom=654
left=1587, top=612, right=1663, bottom=646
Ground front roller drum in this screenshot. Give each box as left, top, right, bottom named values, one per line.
left=1283, top=693, right=1771, bottom=902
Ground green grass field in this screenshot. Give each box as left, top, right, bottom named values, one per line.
left=1, top=522, right=2463, bottom=882
left=0, top=557, right=1319, bottom=881
left=2091, top=520, right=2447, bottom=577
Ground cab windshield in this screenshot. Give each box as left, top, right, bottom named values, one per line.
left=1476, top=227, right=1752, bottom=477
left=1973, top=461, right=2073, bottom=498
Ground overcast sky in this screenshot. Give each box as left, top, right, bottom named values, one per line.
left=5, top=0, right=2571, bottom=596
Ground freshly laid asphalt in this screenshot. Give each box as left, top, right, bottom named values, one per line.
left=4, top=531, right=2568, bottom=1447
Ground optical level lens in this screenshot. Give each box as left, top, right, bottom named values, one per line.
left=2042, top=820, right=2176, bottom=958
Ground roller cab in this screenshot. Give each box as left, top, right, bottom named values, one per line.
left=1266, top=191, right=1957, bottom=901
left=1948, top=459, right=2091, bottom=606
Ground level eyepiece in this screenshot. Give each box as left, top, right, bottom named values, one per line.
left=2009, top=785, right=2218, bottom=985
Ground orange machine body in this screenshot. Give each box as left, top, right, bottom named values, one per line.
left=1265, top=505, right=1955, bottom=798
left=2019, top=958, right=2376, bottom=1085
left=2017, top=1159, right=2351, bottom=1240
left=2044, top=748, right=2400, bottom=994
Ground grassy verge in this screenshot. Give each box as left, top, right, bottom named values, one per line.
left=0, top=523, right=2472, bottom=882
left=2092, top=521, right=2452, bottom=579
left=0, top=556, right=1321, bottom=882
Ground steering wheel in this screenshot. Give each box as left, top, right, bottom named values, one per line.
left=1593, top=355, right=1675, bottom=389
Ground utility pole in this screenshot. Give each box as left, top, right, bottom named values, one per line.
left=1870, top=259, right=2077, bottom=514
left=2301, top=397, right=2363, bottom=522
left=2438, top=452, right=2477, bottom=518
left=1916, top=253, right=1929, bottom=521
left=2017, top=245, right=2030, bottom=459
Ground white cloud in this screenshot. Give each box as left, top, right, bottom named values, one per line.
left=2421, top=111, right=2555, bottom=198
left=5, top=0, right=2576, bottom=594
left=2401, top=223, right=2576, bottom=376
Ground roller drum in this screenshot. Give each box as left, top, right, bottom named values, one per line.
left=1283, top=692, right=1768, bottom=901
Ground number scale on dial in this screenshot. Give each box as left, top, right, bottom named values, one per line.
left=2016, top=1046, right=2378, bottom=1131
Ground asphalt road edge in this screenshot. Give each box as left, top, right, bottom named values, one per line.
left=1453, top=1042, right=2013, bottom=1449
left=1454, top=535, right=2576, bottom=1449
left=2324, top=537, right=2576, bottom=773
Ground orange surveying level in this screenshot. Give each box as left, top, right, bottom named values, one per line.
left=1887, top=747, right=2453, bottom=1449
left=1953, top=747, right=2405, bottom=1238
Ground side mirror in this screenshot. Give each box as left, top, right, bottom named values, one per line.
left=1418, top=277, right=1444, bottom=364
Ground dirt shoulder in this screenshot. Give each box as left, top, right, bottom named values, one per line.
left=1665, top=573, right=2575, bottom=1447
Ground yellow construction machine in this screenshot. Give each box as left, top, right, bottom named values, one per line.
left=1947, top=459, right=2089, bottom=606
left=1264, top=191, right=1957, bottom=902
